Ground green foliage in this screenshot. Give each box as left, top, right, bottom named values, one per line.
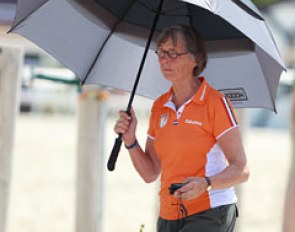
left=252, top=0, right=280, bottom=8
left=140, top=224, right=145, bottom=232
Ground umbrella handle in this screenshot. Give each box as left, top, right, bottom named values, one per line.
left=107, top=109, right=130, bottom=171
left=107, top=0, right=165, bottom=171
left=107, top=135, right=123, bottom=171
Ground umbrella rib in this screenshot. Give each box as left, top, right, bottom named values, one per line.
left=81, top=0, right=138, bottom=85
left=254, top=49, right=278, bottom=113
left=8, top=0, right=50, bottom=32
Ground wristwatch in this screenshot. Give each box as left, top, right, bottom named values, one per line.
left=204, top=176, right=212, bottom=191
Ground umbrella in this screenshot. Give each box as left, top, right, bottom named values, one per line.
left=9, top=0, right=285, bottom=171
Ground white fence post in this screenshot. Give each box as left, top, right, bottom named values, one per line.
left=282, top=82, right=295, bottom=232
left=0, top=45, right=23, bottom=232
left=75, top=88, right=109, bottom=232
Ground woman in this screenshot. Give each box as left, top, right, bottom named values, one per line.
left=114, top=25, right=249, bottom=232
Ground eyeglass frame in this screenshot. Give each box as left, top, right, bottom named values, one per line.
left=155, top=48, right=189, bottom=60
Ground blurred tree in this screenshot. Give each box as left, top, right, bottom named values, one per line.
left=252, top=0, right=282, bottom=9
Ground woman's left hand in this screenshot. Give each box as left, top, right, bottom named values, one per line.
left=174, top=177, right=208, bottom=201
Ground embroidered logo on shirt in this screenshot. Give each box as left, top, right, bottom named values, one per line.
left=185, top=119, right=203, bottom=126
left=160, top=114, right=169, bottom=128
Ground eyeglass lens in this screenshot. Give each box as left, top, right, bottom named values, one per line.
left=155, top=49, right=187, bottom=59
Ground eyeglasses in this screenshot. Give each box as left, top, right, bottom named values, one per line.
left=155, top=49, right=188, bottom=60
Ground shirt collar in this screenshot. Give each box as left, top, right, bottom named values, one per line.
left=161, top=77, right=209, bottom=107
left=192, top=77, right=208, bottom=105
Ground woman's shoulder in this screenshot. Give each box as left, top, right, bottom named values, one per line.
left=153, top=89, right=171, bottom=108
left=200, top=78, right=225, bottom=102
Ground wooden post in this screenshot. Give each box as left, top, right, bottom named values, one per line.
left=282, top=81, right=295, bottom=232
left=75, top=87, right=109, bottom=232
left=0, top=45, right=23, bottom=232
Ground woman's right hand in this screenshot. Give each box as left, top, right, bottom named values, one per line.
left=114, top=107, right=138, bottom=146
left=114, top=108, right=161, bottom=182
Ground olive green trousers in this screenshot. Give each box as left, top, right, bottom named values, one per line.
left=157, top=204, right=238, bottom=232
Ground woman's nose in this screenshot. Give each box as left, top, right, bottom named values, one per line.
left=159, top=58, right=169, bottom=67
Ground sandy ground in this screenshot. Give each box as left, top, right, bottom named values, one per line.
left=6, top=106, right=291, bottom=232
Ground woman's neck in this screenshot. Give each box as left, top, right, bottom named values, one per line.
left=172, top=78, right=200, bottom=109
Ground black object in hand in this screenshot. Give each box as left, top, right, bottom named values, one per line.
left=169, top=183, right=186, bottom=194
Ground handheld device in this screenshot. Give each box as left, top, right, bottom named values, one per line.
left=169, top=183, right=186, bottom=194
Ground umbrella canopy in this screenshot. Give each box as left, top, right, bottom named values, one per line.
left=10, top=0, right=285, bottom=112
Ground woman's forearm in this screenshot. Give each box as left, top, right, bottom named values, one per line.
left=209, top=162, right=250, bottom=190
left=128, top=144, right=161, bottom=183
left=126, top=138, right=161, bottom=183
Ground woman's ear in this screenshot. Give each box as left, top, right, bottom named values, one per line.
left=193, top=65, right=199, bottom=76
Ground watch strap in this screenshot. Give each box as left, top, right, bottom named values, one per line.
left=204, top=176, right=212, bottom=191
left=124, top=140, right=139, bottom=150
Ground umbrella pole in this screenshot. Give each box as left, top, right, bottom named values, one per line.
left=107, top=0, right=165, bottom=171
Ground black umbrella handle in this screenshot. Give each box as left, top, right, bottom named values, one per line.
left=107, top=135, right=123, bottom=171
left=107, top=109, right=130, bottom=171
left=107, top=0, right=165, bottom=171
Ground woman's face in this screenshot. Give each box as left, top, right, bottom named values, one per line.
left=157, top=36, right=197, bottom=82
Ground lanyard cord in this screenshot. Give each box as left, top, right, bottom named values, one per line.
left=172, top=196, right=188, bottom=231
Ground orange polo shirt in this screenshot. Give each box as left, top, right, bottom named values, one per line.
left=148, top=77, right=238, bottom=220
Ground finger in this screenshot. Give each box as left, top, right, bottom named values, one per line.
left=114, top=120, right=130, bottom=133
left=174, top=185, right=192, bottom=198
left=129, top=107, right=136, bottom=119
left=114, top=125, right=128, bottom=134
left=183, top=177, right=196, bottom=183
left=114, top=124, right=124, bottom=134
left=118, top=110, right=131, bottom=121
left=128, top=108, right=137, bottom=126
left=174, top=183, right=197, bottom=200
left=116, top=118, right=130, bottom=127
left=178, top=182, right=193, bottom=193
left=174, top=191, right=182, bottom=199
left=179, top=189, right=198, bottom=201
left=115, top=128, right=125, bottom=134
